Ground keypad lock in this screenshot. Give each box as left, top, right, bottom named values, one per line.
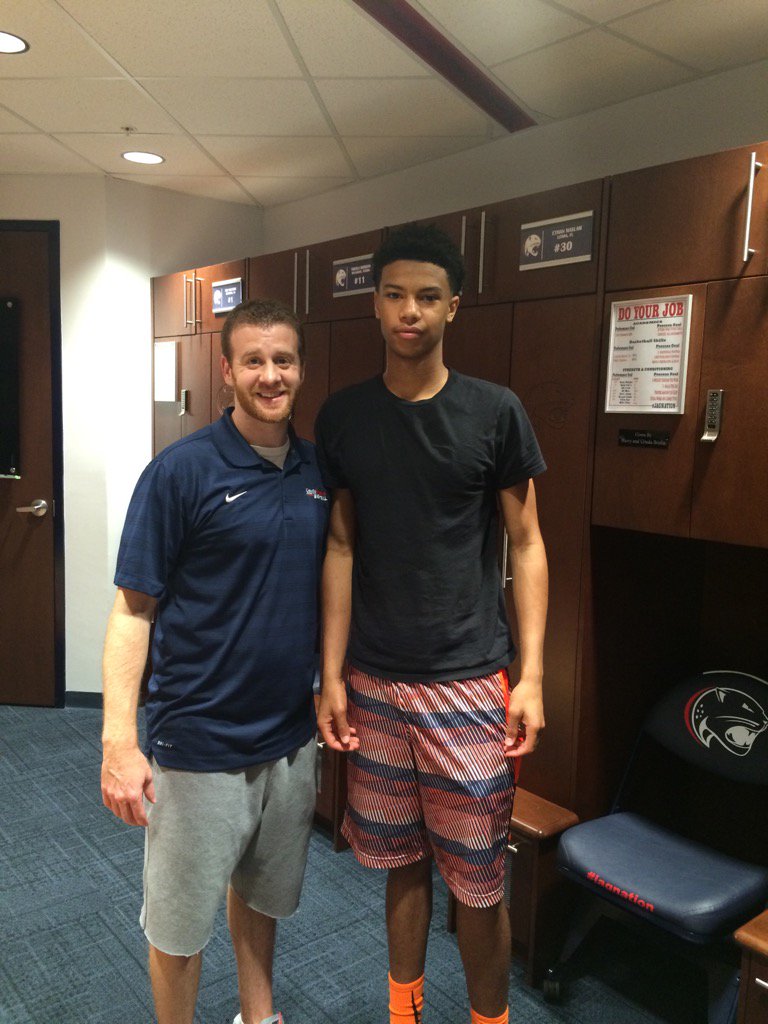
left=700, top=388, right=724, bottom=442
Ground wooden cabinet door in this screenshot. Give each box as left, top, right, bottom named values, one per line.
left=196, top=259, right=247, bottom=335
left=329, top=317, right=384, bottom=394
left=443, top=303, right=512, bottom=385
left=180, top=333, right=213, bottom=438
left=387, top=210, right=481, bottom=306
left=210, top=333, right=230, bottom=422
left=591, top=284, right=707, bottom=537
left=294, top=322, right=330, bottom=442
left=691, top=276, right=768, bottom=548
left=606, top=143, right=768, bottom=291
left=152, top=271, right=195, bottom=337
left=248, top=248, right=300, bottom=311
left=306, top=230, right=383, bottom=323
left=478, top=179, right=604, bottom=305
left=506, top=295, right=598, bottom=807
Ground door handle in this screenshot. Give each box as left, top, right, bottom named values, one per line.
left=16, top=498, right=48, bottom=517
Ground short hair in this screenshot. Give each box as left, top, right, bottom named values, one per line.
left=220, top=298, right=304, bottom=364
left=373, top=222, right=465, bottom=297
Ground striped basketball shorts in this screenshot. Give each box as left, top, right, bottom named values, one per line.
left=341, top=666, right=518, bottom=908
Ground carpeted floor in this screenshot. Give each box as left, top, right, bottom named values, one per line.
left=0, top=705, right=708, bottom=1023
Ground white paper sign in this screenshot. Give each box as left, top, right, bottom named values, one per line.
left=153, top=340, right=177, bottom=402
left=605, top=295, right=692, bottom=414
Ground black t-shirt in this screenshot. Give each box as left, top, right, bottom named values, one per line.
left=315, top=371, right=546, bottom=682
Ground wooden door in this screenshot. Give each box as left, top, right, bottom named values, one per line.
left=197, top=259, right=247, bottom=335
left=443, top=303, right=512, bottom=385
left=294, top=323, right=330, bottom=443
left=0, top=226, right=62, bottom=706
left=606, top=142, right=768, bottom=291
left=691, top=276, right=768, bottom=548
left=506, top=295, right=598, bottom=807
left=591, top=284, right=708, bottom=537
left=329, top=317, right=385, bottom=394
left=478, top=179, right=604, bottom=305
left=306, top=230, right=383, bottom=324
left=152, top=270, right=196, bottom=337
left=248, top=248, right=300, bottom=312
left=180, top=333, right=213, bottom=437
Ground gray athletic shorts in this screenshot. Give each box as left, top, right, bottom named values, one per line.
left=140, top=737, right=317, bottom=956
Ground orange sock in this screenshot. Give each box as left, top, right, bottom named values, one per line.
left=470, top=1009, right=508, bottom=1024
left=389, top=973, right=424, bottom=1024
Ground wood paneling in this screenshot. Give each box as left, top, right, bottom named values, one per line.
left=606, top=143, right=768, bottom=291
left=443, top=303, right=512, bottom=385
left=294, top=322, right=330, bottom=442
left=306, top=230, right=383, bottom=323
left=152, top=271, right=195, bottom=338
left=479, top=179, right=604, bottom=305
left=329, top=317, right=384, bottom=394
left=591, top=284, right=707, bottom=537
left=197, top=259, right=246, bottom=334
left=691, top=277, right=768, bottom=548
left=248, top=248, right=299, bottom=311
left=506, top=295, right=599, bottom=807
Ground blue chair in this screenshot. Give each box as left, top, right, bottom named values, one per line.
left=545, top=670, right=768, bottom=1023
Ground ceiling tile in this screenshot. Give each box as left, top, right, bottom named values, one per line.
left=113, top=173, right=255, bottom=205
left=611, top=0, right=768, bottom=72
left=416, top=0, right=586, bottom=64
left=238, top=175, right=353, bottom=206
left=0, top=0, right=119, bottom=77
left=316, top=78, right=489, bottom=136
left=56, top=0, right=302, bottom=77
left=553, top=0, right=662, bottom=22
left=0, top=107, right=36, bottom=132
left=53, top=133, right=222, bottom=175
left=0, top=79, right=178, bottom=133
left=199, top=135, right=352, bottom=177
left=140, top=79, right=331, bottom=135
left=0, top=134, right=98, bottom=173
left=343, top=134, right=487, bottom=177
left=275, top=0, right=430, bottom=76
left=494, top=29, right=694, bottom=118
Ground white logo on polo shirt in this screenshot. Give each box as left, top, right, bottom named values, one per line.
left=225, top=490, right=247, bottom=503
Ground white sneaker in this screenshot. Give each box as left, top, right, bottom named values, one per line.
left=232, top=1014, right=283, bottom=1024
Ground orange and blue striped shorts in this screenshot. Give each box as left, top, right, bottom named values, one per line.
left=341, top=666, right=518, bottom=908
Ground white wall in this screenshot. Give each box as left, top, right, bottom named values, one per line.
left=0, top=175, right=261, bottom=695
left=262, top=59, right=768, bottom=251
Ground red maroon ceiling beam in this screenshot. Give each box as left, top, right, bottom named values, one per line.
left=352, top=0, right=535, bottom=133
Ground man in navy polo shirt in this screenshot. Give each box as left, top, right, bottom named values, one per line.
left=101, top=298, right=327, bottom=1024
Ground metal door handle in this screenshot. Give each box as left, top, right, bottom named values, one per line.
left=743, top=151, right=763, bottom=262
left=16, top=498, right=48, bottom=517
left=756, top=977, right=768, bottom=991
left=178, top=388, right=189, bottom=416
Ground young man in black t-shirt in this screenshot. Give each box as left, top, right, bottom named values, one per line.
left=316, top=224, right=548, bottom=1024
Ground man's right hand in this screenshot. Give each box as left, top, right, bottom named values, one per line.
left=317, top=676, right=360, bottom=752
left=101, top=744, right=156, bottom=826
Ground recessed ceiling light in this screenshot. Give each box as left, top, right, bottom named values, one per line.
left=122, top=151, right=165, bottom=165
left=0, top=31, right=29, bottom=53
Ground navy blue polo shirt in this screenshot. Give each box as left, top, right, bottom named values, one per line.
left=114, top=410, right=329, bottom=771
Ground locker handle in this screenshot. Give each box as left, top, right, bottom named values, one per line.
left=743, top=151, right=762, bottom=262
left=194, top=276, right=203, bottom=325
left=501, top=530, right=513, bottom=588
left=478, top=210, right=486, bottom=294
left=179, top=388, right=189, bottom=416
left=756, top=978, right=768, bottom=991
left=183, top=275, right=194, bottom=326
left=305, top=250, right=310, bottom=316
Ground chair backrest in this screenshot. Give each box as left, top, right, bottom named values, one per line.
left=644, top=670, right=768, bottom=785
left=616, top=671, right=768, bottom=865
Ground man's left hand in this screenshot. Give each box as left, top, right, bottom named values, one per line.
left=504, top=679, right=544, bottom=758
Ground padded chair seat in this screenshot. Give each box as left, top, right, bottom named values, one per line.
left=558, top=812, right=768, bottom=943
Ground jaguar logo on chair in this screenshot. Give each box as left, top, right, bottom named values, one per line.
left=686, top=684, right=768, bottom=757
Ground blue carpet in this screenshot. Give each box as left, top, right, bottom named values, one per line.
left=0, top=705, right=707, bottom=1023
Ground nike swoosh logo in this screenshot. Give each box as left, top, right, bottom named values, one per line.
left=225, top=490, right=247, bottom=503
